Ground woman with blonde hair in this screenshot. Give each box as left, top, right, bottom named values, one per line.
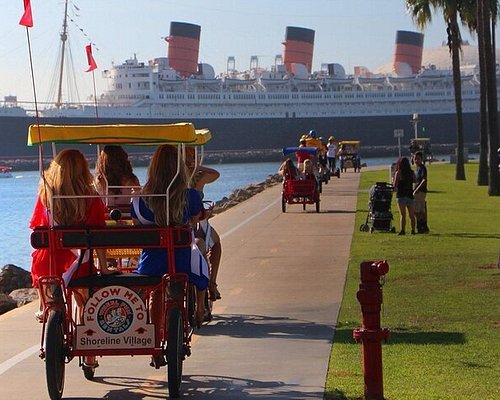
left=30, top=149, right=110, bottom=369
left=131, top=145, right=208, bottom=364
left=30, top=149, right=109, bottom=285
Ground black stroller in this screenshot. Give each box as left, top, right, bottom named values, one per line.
left=360, top=182, right=396, bottom=233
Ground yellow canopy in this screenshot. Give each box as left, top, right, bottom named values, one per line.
left=27, top=123, right=211, bottom=146
left=305, top=137, right=324, bottom=149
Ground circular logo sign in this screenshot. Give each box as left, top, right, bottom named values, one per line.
left=97, top=299, right=133, bottom=334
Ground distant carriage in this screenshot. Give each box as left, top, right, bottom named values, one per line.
left=409, top=138, right=432, bottom=164
left=338, top=140, right=361, bottom=172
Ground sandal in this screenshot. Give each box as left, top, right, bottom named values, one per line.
left=209, top=282, right=221, bottom=301
left=149, top=354, right=166, bottom=369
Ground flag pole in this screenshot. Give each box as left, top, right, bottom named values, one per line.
left=85, top=43, right=99, bottom=123
left=24, top=27, right=44, bottom=179
left=91, top=70, right=99, bottom=123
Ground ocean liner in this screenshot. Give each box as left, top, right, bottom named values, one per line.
left=0, top=17, right=493, bottom=158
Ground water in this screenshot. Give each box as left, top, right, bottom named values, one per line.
left=0, top=162, right=281, bottom=271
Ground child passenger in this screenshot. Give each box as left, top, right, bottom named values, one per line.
left=131, top=145, right=209, bottom=364
left=185, top=147, right=223, bottom=301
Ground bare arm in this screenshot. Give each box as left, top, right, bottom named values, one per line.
left=413, top=177, right=426, bottom=195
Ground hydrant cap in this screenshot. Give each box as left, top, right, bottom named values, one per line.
left=372, top=260, right=389, bottom=276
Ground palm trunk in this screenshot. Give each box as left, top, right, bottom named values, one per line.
left=477, top=0, right=489, bottom=185
left=449, top=19, right=466, bottom=180
left=484, top=4, right=500, bottom=195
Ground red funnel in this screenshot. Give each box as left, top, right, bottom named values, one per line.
left=283, top=26, right=315, bottom=74
left=393, top=30, right=424, bottom=75
left=166, top=22, right=201, bottom=78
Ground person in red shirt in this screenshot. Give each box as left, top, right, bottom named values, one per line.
left=30, top=149, right=111, bottom=368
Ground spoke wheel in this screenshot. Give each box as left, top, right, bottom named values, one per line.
left=45, top=310, right=66, bottom=400
left=167, top=308, right=184, bottom=398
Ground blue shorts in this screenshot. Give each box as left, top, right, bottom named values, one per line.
left=397, top=197, right=414, bottom=206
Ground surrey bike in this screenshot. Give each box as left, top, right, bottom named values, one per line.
left=29, top=123, right=211, bottom=399
left=281, top=147, right=320, bottom=213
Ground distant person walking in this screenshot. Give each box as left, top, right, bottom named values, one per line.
left=393, top=157, right=416, bottom=235
left=413, top=151, right=429, bottom=233
left=326, top=136, right=337, bottom=172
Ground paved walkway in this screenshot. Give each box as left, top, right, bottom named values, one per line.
left=0, top=170, right=361, bottom=399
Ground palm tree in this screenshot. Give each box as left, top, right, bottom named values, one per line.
left=461, top=0, right=489, bottom=185
left=460, top=0, right=500, bottom=191
left=482, top=0, right=500, bottom=195
left=406, top=0, right=466, bottom=180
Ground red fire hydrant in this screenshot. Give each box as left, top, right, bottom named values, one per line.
left=353, top=260, right=390, bottom=400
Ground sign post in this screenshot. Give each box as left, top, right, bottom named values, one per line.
left=393, top=129, right=404, bottom=158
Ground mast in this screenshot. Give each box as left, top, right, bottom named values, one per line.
left=55, top=0, right=69, bottom=109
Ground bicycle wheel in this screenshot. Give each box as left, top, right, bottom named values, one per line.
left=45, top=309, right=65, bottom=400
left=167, top=307, right=184, bottom=398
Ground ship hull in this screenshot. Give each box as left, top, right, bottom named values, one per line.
left=0, top=112, right=482, bottom=158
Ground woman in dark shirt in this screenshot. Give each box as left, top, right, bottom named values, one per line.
left=393, top=157, right=416, bottom=235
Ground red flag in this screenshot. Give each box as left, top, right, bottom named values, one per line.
left=85, top=44, right=98, bottom=72
left=19, top=0, right=33, bottom=27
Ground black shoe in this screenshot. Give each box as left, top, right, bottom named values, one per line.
left=398, top=231, right=405, bottom=236
left=150, top=354, right=166, bottom=369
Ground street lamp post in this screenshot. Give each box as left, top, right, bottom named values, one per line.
left=411, top=113, right=419, bottom=139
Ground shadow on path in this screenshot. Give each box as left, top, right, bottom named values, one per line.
left=333, top=327, right=465, bottom=345
left=198, top=314, right=335, bottom=340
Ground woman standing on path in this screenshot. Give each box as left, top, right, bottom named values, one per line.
left=393, top=157, right=416, bottom=235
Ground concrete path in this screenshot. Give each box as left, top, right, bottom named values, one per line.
left=0, top=170, right=361, bottom=399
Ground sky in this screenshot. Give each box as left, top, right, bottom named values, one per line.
left=0, top=0, right=495, bottom=105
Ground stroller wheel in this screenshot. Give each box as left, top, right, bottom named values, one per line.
left=360, top=224, right=369, bottom=232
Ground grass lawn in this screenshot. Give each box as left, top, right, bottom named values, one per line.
left=325, top=163, right=500, bottom=400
